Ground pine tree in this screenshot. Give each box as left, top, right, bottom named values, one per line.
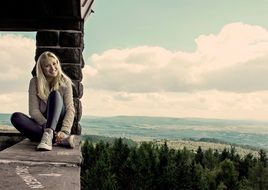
left=163, top=149, right=178, bottom=190
left=81, top=139, right=97, bottom=186
left=238, top=153, right=254, bottom=179
left=110, top=138, right=130, bottom=189
left=203, top=169, right=217, bottom=190
left=190, top=161, right=208, bottom=190
left=216, top=182, right=227, bottom=190
left=220, top=148, right=230, bottom=161
left=174, top=148, right=192, bottom=189
left=238, top=178, right=253, bottom=190
left=156, top=141, right=169, bottom=189
left=195, top=146, right=204, bottom=167
left=82, top=140, right=117, bottom=190
left=217, top=159, right=239, bottom=190
left=81, top=140, right=95, bottom=171
left=119, top=147, right=138, bottom=189
left=259, top=149, right=267, bottom=168
left=204, top=148, right=218, bottom=170
left=134, top=142, right=158, bottom=189
left=249, top=161, right=268, bottom=190
left=81, top=139, right=264, bottom=190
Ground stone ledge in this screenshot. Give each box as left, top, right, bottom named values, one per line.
left=0, top=136, right=82, bottom=190
left=0, top=128, right=25, bottom=151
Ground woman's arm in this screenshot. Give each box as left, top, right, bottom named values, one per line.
left=28, top=77, right=47, bottom=125
left=61, top=79, right=75, bottom=134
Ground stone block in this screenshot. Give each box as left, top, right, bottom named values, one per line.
left=35, top=48, right=81, bottom=64
left=72, top=80, right=83, bottom=98
left=81, top=37, right=84, bottom=51
left=81, top=56, right=85, bottom=68
left=36, top=31, right=59, bottom=46
left=62, top=64, right=83, bottom=81
left=73, top=98, right=82, bottom=122
left=59, top=32, right=82, bottom=47
left=71, top=122, right=81, bottom=135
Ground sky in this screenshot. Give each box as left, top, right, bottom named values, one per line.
left=1, top=0, right=268, bottom=120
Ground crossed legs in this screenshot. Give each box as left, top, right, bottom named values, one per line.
left=10, top=90, right=65, bottom=142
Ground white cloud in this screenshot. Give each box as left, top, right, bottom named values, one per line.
left=84, top=22, right=268, bottom=92
left=195, top=22, right=268, bottom=69
left=0, top=34, right=35, bottom=114
left=82, top=89, right=268, bottom=120
left=80, top=22, right=268, bottom=119
left=194, top=22, right=268, bottom=83
left=0, top=34, right=35, bottom=93
left=113, top=92, right=139, bottom=101
left=0, top=92, right=28, bottom=114
left=1, top=23, right=268, bottom=120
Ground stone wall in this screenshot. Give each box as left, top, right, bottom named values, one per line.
left=33, top=29, right=84, bottom=135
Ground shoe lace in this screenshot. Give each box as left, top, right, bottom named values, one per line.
left=41, top=131, right=52, bottom=144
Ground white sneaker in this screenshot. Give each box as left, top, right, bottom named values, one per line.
left=57, top=134, right=75, bottom=148
left=37, top=128, right=53, bottom=151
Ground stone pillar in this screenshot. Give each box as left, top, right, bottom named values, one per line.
left=34, top=29, right=84, bottom=135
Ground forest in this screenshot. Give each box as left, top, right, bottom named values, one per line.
left=81, top=138, right=268, bottom=190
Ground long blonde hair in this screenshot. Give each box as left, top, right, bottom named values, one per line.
left=36, top=51, right=72, bottom=101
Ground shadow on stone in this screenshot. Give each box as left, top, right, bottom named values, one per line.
left=0, top=128, right=25, bottom=151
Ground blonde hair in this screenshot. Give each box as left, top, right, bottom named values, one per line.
left=36, top=51, right=72, bottom=101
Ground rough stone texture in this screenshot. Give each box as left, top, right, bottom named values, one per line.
left=81, top=56, right=85, bottom=68
left=36, top=31, right=59, bottom=46
left=62, top=64, right=83, bottom=81
left=71, top=123, right=81, bottom=135
left=0, top=163, right=81, bottom=190
left=0, top=138, right=82, bottom=190
left=73, top=98, right=82, bottom=122
left=35, top=47, right=81, bottom=64
left=59, top=31, right=82, bottom=47
left=0, top=138, right=81, bottom=164
left=72, top=80, right=83, bottom=99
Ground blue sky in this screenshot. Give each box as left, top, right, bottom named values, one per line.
left=84, top=0, right=268, bottom=57
left=1, top=0, right=268, bottom=120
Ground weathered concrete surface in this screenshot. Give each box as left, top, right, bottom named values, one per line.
left=0, top=136, right=82, bottom=190
left=0, top=163, right=80, bottom=190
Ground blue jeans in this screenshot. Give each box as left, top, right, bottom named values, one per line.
left=10, top=90, right=65, bottom=142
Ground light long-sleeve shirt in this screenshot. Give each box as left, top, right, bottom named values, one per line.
left=28, top=77, right=75, bottom=133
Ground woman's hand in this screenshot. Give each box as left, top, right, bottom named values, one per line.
left=55, top=131, right=68, bottom=144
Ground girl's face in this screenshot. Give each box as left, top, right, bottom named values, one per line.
left=41, top=58, right=59, bottom=79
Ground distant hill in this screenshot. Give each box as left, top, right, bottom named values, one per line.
left=151, top=138, right=263, bottom=158
left=80, top=134, right=264, bottom=158
left=188, top=137, right=263, bottom=151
